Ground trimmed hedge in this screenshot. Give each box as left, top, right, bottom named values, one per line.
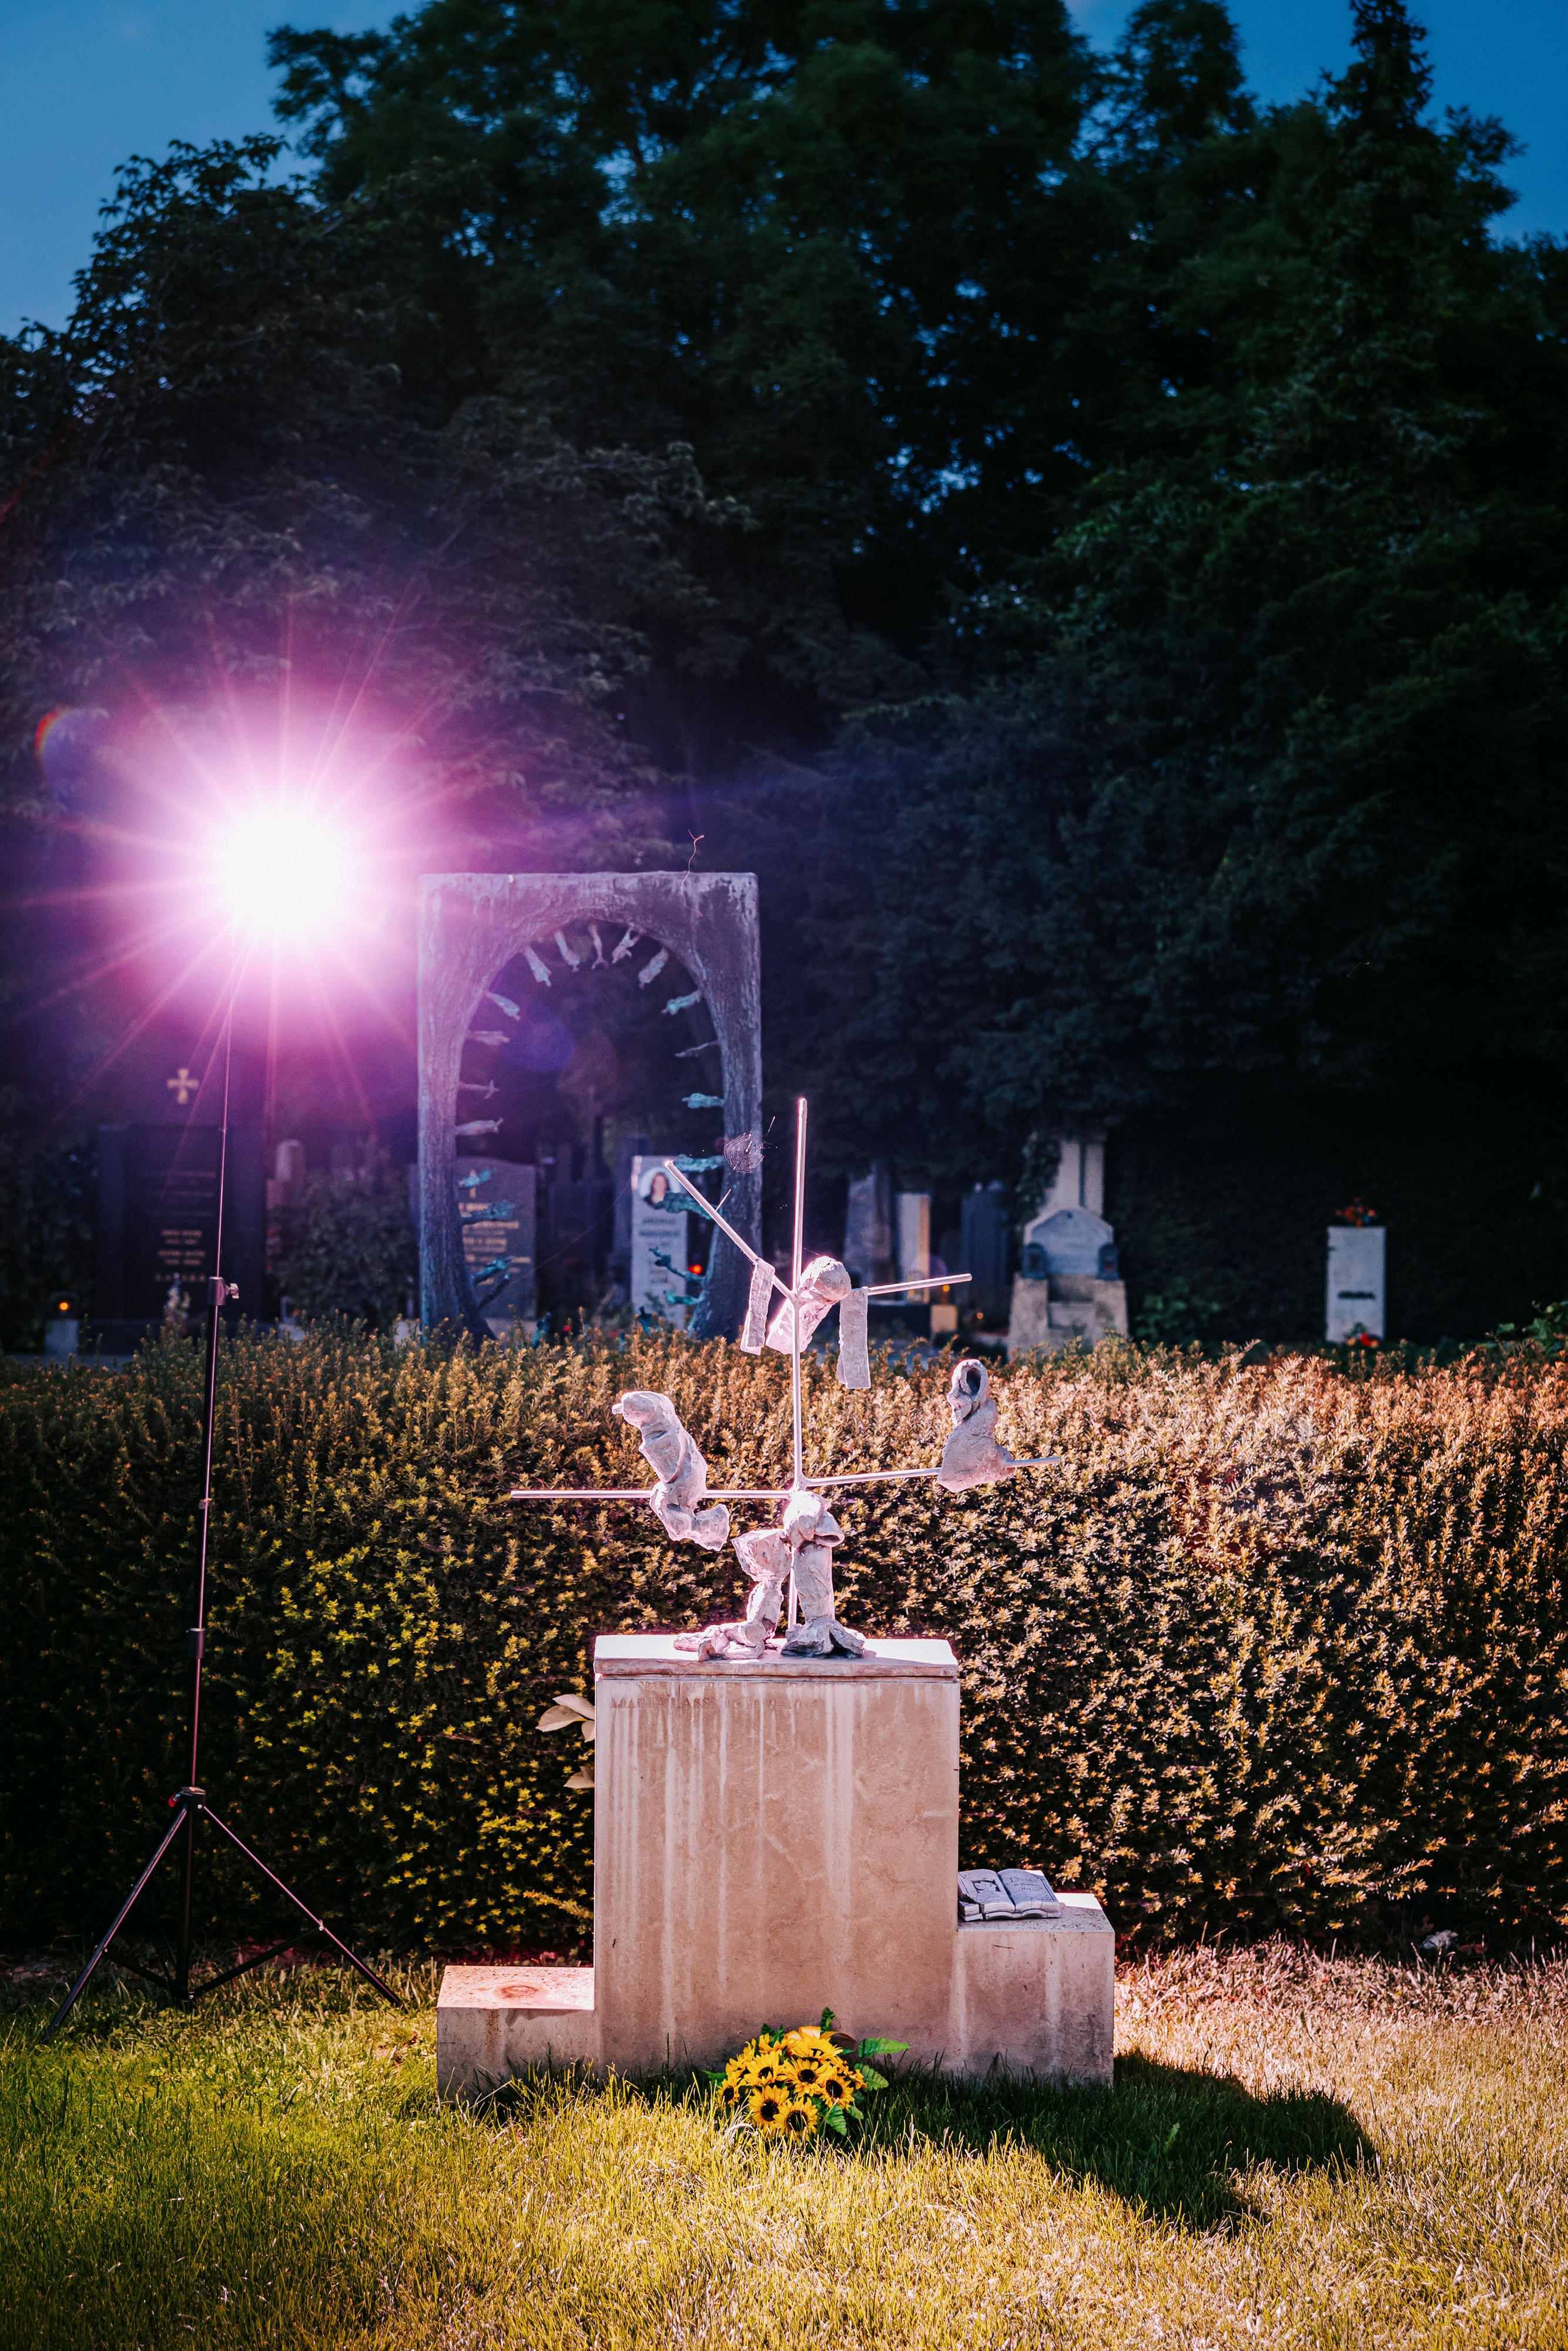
left=3, top=1327, right=1567, bottom=1948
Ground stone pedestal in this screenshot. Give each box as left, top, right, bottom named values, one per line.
left=595, top=1633, right=960, bottom=2071
left=1007, top=1273, right=1128, bottom=1354
left=437, top=1633, right=1114, bottom=2094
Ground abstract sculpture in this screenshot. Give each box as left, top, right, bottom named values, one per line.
left=511, top=1097, right=1057, bottom=1660
left=611, top=1389, right=731, bottom=1552
left=937, top=1358, right=1018, bottom=1492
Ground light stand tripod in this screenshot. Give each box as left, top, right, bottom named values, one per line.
left=45, top=947, right=398, bottom=2035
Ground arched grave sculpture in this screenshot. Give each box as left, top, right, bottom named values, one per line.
left=417, top=872, right=761, bottom=1339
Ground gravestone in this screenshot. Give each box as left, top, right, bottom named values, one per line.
left=417, top=873, right=761, bottom=1341
left=629, top=1155, right=692, bottom=1328
left=1007, top=1133, right=1128, bottom=1354
left=896, top=1191, right=932, bottom=1280
left=1326, top=1224, right=1385, bottom=1342
left=94, top=1116, right=264, bottom=1350
left=455, top=1157, right=537, bottom=1336
left=436, top=1636, right=1113, bottom=2088
left=959, top=1181, right=1011, bottom=1293
left=843, top=1166, right=893, bottom=1285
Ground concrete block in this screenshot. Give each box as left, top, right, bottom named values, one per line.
left=951, top=1894, right=1114, bottom=2084
left=593, top=1634, right=960, bottom=2072
left=436, top=1964, right=595, bottom=2094
left=436, top=1633, right=1117, bottom=2097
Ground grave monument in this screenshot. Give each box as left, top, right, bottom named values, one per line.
left=1327, top=1205, right=1385, bottom=1342
left=93, top=1057, right=264, bottom=1354
left=417, top=871, right=761, bottom=1341
left=437, top=1100, right=1114, bottom=2092
left=1007, top=1131, right=1129, bottom=1354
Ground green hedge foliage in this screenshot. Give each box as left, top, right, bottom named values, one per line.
left=3, top=1327, right=1566, bottom=1950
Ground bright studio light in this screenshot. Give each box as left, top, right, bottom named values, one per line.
left=211, top=805, right=350, bottom=940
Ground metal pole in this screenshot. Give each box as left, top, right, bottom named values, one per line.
left=177, top=936, right=238, bottom=2004
left=786, top=1098, right=808, bottom=1627
left=659, top=1160, right=787, bottom=1293
left=790, top=1097, right=806, bottom=1489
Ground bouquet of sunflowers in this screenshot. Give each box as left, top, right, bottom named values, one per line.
left=709, top=2010, right=907, bottom=2141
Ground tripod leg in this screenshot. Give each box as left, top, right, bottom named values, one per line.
left=200, top=1809, right=402, bottom=2008
left=42, top=1800, right=193, bottom=2041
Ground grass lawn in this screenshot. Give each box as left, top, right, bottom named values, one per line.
left=2, top=1943, right=1566, bottom=2349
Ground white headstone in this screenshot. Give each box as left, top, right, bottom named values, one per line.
left=896, top=1191, right=931, bottom=1281
left=1031, top=1133, right=1105, bottom=1223
left=843, top=1166, right=892, bottom=1284
left=1326, top=1226, right=1385, bottom=1342
left=631, top=1156, right=691, bottom=1328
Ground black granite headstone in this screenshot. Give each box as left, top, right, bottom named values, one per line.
left=93, top=1120, right=265, bottom=1348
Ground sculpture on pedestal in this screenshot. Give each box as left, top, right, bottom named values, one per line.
left=512, top=1096, right=1057, bottom=1660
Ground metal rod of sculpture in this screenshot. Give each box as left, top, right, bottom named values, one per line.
left=510, top=1094, right=1059, bottom=1659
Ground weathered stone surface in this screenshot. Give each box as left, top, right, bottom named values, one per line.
left=435, top=1635, right=1117, bottom=2094
left=435, top=1964, right=595, bottom=2092
left=952, top=1899, right=1114, bottom=2084
left=1008, top=1272, right=1128, bottom=1354
left=592, top=1635, right=960, bottom=2071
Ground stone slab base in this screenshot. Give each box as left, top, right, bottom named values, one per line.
left=436, top=1964, right=595, bottom=2095
left=953, top=1893, right=1114, bottom=2084
left=435, top=1893, right=1114, bottom=2095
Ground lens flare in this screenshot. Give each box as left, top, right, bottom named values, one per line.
left=211, top=805, right=350, bottom=940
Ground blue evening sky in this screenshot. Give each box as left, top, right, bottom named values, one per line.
left=1, top=0, right=1564, bottom=338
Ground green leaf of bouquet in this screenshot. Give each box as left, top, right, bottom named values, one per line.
left=819, top=2007, right=836, bottom=2031
left=856, top=2039, right=909, bottom=2057
left=856, top=2066, right=888, bottom=2090
left=826, top=2106, right=848, bottom=2135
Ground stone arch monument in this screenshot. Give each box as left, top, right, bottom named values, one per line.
left=417, top=871, right=762, bottom=1340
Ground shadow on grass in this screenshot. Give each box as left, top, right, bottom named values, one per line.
left=879, top=2054, right=1368, bottom=2229
left=485, top=2052, right=1367, bottom=2235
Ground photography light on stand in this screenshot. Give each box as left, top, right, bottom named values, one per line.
left=45, top=801, right=400, bottom=2037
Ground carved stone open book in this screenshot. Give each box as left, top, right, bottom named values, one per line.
left=958, top=1868, right=1061, bottom=1923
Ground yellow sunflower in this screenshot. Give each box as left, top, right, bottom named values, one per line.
left=790, top=2057, right=825, bottom=2090
left=779, top=2095, right=819, bottom=2139
left=718, top=2077, right=747, bottom=2111
left=817, top=2068, right=856, bottom=2109
left=782, top=2027, right=837, bottom=2059
left=744, top=2054, right=785, bottom=2085
left=748, top=2086, right=788, bottom=2134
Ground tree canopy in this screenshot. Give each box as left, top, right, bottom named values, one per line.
left=2, top=0, right=1566, bottom=1340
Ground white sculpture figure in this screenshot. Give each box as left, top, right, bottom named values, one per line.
left=674, top=1484, right=866, bottom=1660
left=937, top=1357, right=1018, bottom=1492
left=765, top=1255, right=850, bottom=1354
left=611, top=1389, right=731, bottom=1551
left=738, top=1257, right=775, bottom=1352
left=836, top=1285, right=870, bottom=1388
left=514, top=1097, right=1061, bottom=1664
left=776, top=1486, right=866, bottom=1656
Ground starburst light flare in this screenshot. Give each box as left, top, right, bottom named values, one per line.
left=210, top=803, right=352, bottom=942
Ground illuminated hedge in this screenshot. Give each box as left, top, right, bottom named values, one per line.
left=2, top=1327, right=1565, bottom=1948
